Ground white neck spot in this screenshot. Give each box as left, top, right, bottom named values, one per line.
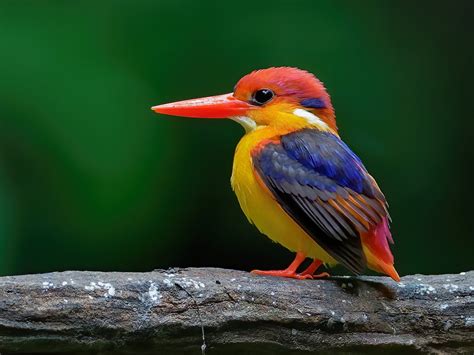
left=293, top=108, right=329, bottom=130
left=230, top=116, right=257, bottom=133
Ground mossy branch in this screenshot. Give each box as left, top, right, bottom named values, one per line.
left=0, top=268, right=472, bottom=354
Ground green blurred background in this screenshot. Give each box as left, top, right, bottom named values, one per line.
left=0, top=0, right=472, bottom=277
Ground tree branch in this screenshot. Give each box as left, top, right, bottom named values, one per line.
left=0, top=268, right=472, bottom=353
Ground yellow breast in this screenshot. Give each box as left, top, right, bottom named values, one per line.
left=230, top=126, right=337, bottom=264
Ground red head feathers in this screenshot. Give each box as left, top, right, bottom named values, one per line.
left=152, top=67, right=337, bottom=132
left=234, top=67, right=337, bottom=131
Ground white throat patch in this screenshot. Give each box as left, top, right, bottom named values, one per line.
left=230, top=116, right=257, bottom=133
left=293, top=109, right=329, bottom=130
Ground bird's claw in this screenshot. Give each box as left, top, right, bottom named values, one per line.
left=250, top=269, right=327, bottom=280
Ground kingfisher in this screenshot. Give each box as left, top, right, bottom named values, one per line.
left=152, top=67, right=400, bottom=281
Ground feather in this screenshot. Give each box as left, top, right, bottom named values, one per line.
left=252, top=128, right=392, bottom=274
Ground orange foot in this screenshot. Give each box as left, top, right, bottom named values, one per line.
left=299, top=259, right=330, bottom=279
left=251, top=252, right=330, bottom=280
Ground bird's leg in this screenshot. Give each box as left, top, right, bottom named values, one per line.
left=251, top=252, right=314, bottom=280
left=299, top=259, right=330, bottom=279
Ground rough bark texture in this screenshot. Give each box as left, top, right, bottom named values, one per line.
left=0, top=268, right=472, bottom=354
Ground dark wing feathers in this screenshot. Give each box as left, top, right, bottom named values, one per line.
left=253, top=129, right=389, bottom=274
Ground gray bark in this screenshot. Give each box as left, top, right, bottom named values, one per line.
left=0, top=268, right=472, bottom=354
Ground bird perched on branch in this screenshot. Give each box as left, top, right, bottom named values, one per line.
left=152, top=67, right=399, bottom=281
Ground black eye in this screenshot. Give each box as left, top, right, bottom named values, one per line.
left=253, top=89, right=274, bottom=105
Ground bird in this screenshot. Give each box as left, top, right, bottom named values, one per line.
left=151, top=67, right=400, bottom=281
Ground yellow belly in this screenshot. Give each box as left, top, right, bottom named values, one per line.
left=230, top=127, right=337, bottom=264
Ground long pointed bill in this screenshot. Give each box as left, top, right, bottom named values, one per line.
left=151, top=93, right=253, bottom=119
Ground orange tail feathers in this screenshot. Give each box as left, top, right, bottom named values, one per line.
left=362, top=217, right=400, bottom=282
left=377, top=259, right=401, bottom=282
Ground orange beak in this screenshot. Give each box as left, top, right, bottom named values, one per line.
left=151, top=93, right=253, bottom=119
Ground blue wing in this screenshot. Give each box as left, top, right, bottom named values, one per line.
left=253, top=129, right=389, bottom=274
